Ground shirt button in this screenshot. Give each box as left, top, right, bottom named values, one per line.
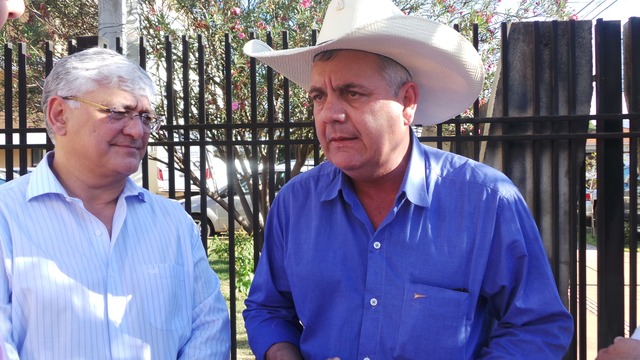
left=370, top=298, right=378, bottom=306
left=373, top=241, right=381, bottom=249
left=95, top=230, right=102, bottom=236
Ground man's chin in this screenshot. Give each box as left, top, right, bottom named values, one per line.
left=328, top=157, right=362, bottom=173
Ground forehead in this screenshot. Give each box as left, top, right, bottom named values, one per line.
left=84, top=87, right=151, bottom=109
left=310, top=50, right=386, bottom=85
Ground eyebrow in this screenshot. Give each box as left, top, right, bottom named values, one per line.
left=308, top=83, right=368, bottom=95
left=339, top=83, right=369, bottom=92
left=116, top=102, right=152, bottom=113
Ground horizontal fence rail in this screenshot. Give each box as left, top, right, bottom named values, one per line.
left=2, top=18, right=640, bottom=359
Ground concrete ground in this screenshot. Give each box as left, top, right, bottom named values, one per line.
left=580, top=246, right=640, bottom=359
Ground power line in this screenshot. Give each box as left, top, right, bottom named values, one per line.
left=574, top=0, right=600, bottom=16
left=590, top=0, right=620, bottom=20
left=580, top=0, right=609, bottom=19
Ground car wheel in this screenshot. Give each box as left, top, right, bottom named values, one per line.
left=191, top=214, right=214, bottom=237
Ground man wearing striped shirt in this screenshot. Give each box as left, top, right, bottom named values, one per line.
left=0, top=48, right=230, bottom=359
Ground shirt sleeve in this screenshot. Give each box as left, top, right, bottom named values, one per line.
left=178, top=225, right=231, bottom=359
left=243, top=198, right=304, bottom=360
left=0, top=221, right=19, bottom=359
left=479, top=191, right=574, bottom=358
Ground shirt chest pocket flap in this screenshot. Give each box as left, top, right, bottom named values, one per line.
left=394, top=283, right=470, bottom=359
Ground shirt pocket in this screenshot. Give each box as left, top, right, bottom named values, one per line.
left=131, top=264, right=189, bottom=331
left=394, top=283, right=470, bottom=360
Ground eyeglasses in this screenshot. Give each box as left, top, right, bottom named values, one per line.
left=62, top=96, right=164, bottom=133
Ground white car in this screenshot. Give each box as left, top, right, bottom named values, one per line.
left=0, top=168, right=33, bottom=185
left=586, top=189, right=595, bottom=220
left=180, top=160, right=315, bottom=235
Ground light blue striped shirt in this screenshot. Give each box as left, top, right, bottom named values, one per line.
left=0, top=152, right=230, bottom=359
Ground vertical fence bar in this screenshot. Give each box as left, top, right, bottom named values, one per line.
left=164, top=36, right=177, bottom=200
left=181, top=37, right=193, bottom=211
left=224, top=33, right=238, bottom=360
left=181, top=35, right=192, bottom=221
left=500, top=22, right=510, bottom=174
left=67, top=39, right=77, bottom=55
left=595, top=18, right=625, bottom=350
left=197, top=34, right=209, bottom=251
left=282, top=31, right=291, bottom=181
left=248, top=32, right=263, bottom=257
left=453, top=23, right=462, bottom=155
left=17, top=43, right=27, bottom=172
left=311, top=29, right=322, bottom=166
left=565, top=18, right=580, bottom=360
left=115, top=37, right=123, bottom=54
left=532, top=21, right=542, bottom=227
left=550, top=20, right=561, bottom=287
left=45, top=41, right=54, bottom=151
left=624, top=16, right=640, bottom=334
left=139, top=37, right=151, bottom=190
left=266, top=32, right=276, bottom=206
left=4, top=43, right=14, bottom=180
left=472, top=23, right=481, bottom=161
left=578, top=162, right=588, bottom=360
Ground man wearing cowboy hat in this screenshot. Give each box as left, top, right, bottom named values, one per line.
left=242, top=0, right=574, bottom=359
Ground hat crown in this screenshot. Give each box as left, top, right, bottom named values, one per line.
left=317, top=0, right=404, bottom=44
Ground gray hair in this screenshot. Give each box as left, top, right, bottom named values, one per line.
left=42, top=47, right=156, bottom=141
left=312, top=50, right=413, bottom=96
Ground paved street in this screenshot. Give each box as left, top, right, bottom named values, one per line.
left=581, top=247, right=640, bottom=359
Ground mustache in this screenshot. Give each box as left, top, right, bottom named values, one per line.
left=111, top=141, right=145, bottom=150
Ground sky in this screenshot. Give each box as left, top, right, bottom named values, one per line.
left=498, top=0, right=637, bottom=22
left=566, top=0, right=637, bottom=21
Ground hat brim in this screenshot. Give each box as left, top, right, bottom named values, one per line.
left=244, top=16, right=484, bottom=126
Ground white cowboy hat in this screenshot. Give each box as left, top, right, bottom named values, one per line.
left=243, top=0, right=485, bottom=126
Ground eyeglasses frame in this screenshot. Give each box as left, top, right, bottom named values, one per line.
left=61, top=96, right=163, bottom=133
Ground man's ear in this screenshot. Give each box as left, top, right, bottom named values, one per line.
left=400, top=82, right=418, bottom=126
left=46, top=96, right=68, bottom=136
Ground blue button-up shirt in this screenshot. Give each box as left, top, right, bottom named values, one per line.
left=244, top=132, right=573, bottom=359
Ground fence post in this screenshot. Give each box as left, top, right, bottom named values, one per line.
left=595, top=19, right=625, bottom=350
left=623, top=16, right=640, bottom=334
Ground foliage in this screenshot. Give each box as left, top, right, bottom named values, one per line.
left=211, top=231, right=255, bottom=296
left=1, top=0, right=574, bottom=235
left=137, top=0, right=327, bottom=234
left=137, top=0, right=573, bottom=234
left=0, top=0, right=98, bottom=125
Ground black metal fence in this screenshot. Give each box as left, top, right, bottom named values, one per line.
left=2, top=18, right=640, bottom=360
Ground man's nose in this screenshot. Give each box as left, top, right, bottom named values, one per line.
left=122, top=115, right=146, bottom=138
left=318, top=95, right=347, bottom=123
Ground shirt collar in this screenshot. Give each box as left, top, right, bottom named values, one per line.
left=26, top=151, right=147, bottom=202
left=319, top=128, right=430, bottom=208
left=401, top=129, right=430, bottom=208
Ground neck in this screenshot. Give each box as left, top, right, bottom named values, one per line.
left=350, top=145, right=411, bottom=230
left=50, top=153, right=123, bottom=236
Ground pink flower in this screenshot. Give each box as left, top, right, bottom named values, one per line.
left=232, top=102, right=240, bottom=111
left=570, top=14, right=579, bottom=20
left=238, top=32, right=246, bottom=39
left=231, top=7, right=241, bottom=16
left=300, top=0, right=312, bottom=8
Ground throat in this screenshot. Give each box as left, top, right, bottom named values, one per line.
left=357, top=191, right=396, bottom=230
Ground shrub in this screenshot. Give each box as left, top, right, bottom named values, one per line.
left=212, top=231, right=255, bottom=296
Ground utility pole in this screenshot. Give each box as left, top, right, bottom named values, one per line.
left=98, top=0, right=140, bottom=62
